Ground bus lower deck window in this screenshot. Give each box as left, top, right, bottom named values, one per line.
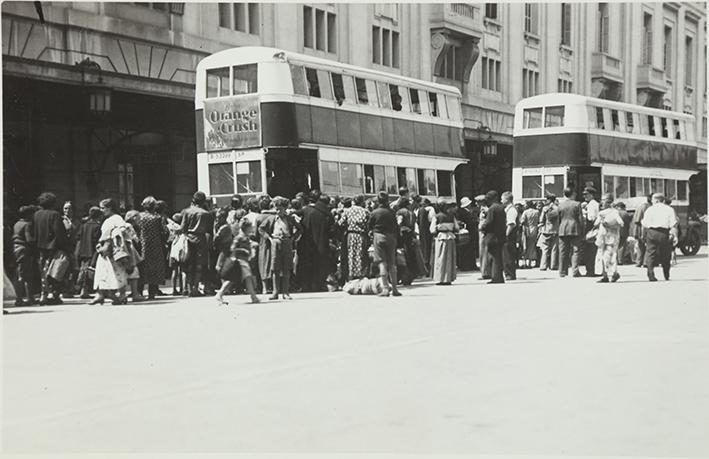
left=522, top=176, right=543, bottom=199
left=385, top=166, right=397, bottom=194
left=615, top=176, right=629, bottom=199
left=364, top=164, right=386, bottom=194
left=665, top=179, right=676, bottom=199
left=629, top=177, right=637, bottom=197
left=437, top=171, right=452, bottom=197
left=236, top=161, right=262, bottom=194
left=209, top=163, right=234, bottom=195
left=677, top=180, right=688, bottom=200
left=340, top=163, right=364, bottom=195
left=320, top=161, right=340, bottom=193
left=417, top=169, right=436, bottom=196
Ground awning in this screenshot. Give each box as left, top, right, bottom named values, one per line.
left=594, top=163, right=698, bottom=181
left=317, top=146, right=468, bottom=171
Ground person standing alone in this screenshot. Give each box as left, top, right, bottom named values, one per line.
left=480, top=191, right=506, bottom=284
left=557, top=187, right=584, bottom=278
left=641, top=193, right=678, bottom=281
left=501, top=192, right=518, bottom=281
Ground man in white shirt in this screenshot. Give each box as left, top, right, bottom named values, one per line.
left=501, top=191, right=518, bottom=280
left=582, top=186, right=600, bottom=276
left=641, top=193, right=679, bottom=281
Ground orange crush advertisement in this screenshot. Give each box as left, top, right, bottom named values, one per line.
left=203, top=94, right=261, bottom=151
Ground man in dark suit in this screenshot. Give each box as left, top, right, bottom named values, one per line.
left=299, top=193, right=335, bottom=292
left=479, top=190, right=506, bottom=284
left=557, top=187, right=584, bottom=277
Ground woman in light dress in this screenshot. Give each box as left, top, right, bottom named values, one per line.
left=430, top=201, right=459, bottom=285
left=594, top=193, right=625, bottom=283
left=91, top=198, right=129, bottom=304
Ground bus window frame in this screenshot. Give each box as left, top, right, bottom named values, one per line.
left=418, top=89, right=431, bottom=116
left=436, top=93, right=449, bottom=119
left=544, top=105, right=565, bottom=127
left=290, top=64, right=309, bottom=96
left=428, top=92, right=438, bottom=117
left=232, top=63, right=258, bottom=96
left=610, top=109, right=621, bottom=131
left=365, top=79, right=380, bottom=108
left=305, top=67, right=321, bottom=97
left=206, top=66, right=231, bottom=99
left=398, top=85, right=412, bottom=113
left=602, top=108, right=612, bottom=131
left=409, top=87, right=422, bottom=114
left=320, top=160, right=341, bottom=194
left=377, top=81, right=392, bottom=109
left=673, top=119, right=682, bottom=139
left=341, top=74, right=358, bottom=105
left=660, top=117, right=669, bottom=138
left=523, top=107, right=543, bottom=129
left=446, top=95, right=461, bottom=121
left=316, top=69, right=334, bottom=100
left=339, top=162, right=364, bottom=195
left=209, top=161, right=236, bottom=195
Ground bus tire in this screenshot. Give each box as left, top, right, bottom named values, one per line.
left=679, top=231, right=701, bottom=256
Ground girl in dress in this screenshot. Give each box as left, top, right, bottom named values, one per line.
left=215, top=218, right=260, bottom=305
left=430, top=201, right=459, bottom=285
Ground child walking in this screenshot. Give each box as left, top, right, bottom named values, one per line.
left=215, top=218, right=260, bottom=305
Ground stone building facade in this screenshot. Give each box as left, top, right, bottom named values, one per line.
left=2, top=2, right=707, bottom=214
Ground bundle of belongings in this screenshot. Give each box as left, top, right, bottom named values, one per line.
left=343, top=277, right=385, bottom=295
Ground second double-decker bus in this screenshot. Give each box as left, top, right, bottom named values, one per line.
left=195, top=46, right=467, bottom=205
left=512, top=93, right=698, bottom=208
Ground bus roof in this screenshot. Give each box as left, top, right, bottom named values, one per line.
left=197, top=46, right=462, bottom=96
left=515, top=93, right=695, bottom=120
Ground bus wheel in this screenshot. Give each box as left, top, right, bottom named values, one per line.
left=679, top=231, right=701, bottom=256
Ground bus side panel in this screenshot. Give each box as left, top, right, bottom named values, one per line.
left=447, top=126, right=462, bottom=157
left=433, top=124, right=450, bottom=157
left=392, top=118, right=415, bottom=153
left=311, top=106, right=338, bottom=145
left=336, top=109, right=362, bottom=148
left=380, top=116, right=396, bottom=152
left=360, top=112, right=384, bottom=150
left=195, top=109, right=205, bottom=152
left=294, top=103, right=313, bottom=143
left=588, top=134, right=697, bottom=170
left=414, top=122, right=434, bottom=155
left=513, top=133, right=589, bottom=167
left=261, top=102, right=298, bottom=146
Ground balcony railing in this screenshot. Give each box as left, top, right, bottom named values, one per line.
left=430, top=3, right=483, bottom=37
left=450, top=3, right=475, bottom=20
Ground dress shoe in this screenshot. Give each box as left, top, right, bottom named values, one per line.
left=648, top=275, right=658, bottom=282
left=611, top=272, right=620, bottom=283
left=597, top=276, right=609, bottom=283
left=391, top=290, right=402, bottom=297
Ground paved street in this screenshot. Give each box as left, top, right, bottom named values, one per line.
left=2, top=252, right=709, bottom=456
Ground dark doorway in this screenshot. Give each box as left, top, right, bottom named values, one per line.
left=266, top=148, right=319, bottom=198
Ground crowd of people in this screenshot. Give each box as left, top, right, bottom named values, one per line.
left=6, top=184, right=681, bottom=307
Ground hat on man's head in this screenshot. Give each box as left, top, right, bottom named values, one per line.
left=474, top=194, right=487, bottom=202
left=459, top=197, right=473, bottom=208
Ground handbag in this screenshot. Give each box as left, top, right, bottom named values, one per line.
left=47, top=251, right=71, bottom=282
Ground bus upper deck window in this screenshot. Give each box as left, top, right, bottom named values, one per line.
left=342, top=75, right=358, bottom=105
left=305, top=68, right=321, bottom=97
left=436, top=93, right=448, bottom=119
left=648, top=115, right=656, bottom=136
left=365, top=80, right=380, bottom=107
left=639, top=114, right=649, bottom=135
left=625, top=112, right=635, bottom=133
left=611, top=109, right=621, bottom=131
left=331, top=73, right=346, bottom=105
left=398, top=86, right=412, bottom=112
left=355, top=78, right=368, bottom=105
left=523, top=107, right=542, bottom=128
left=206, top=67, right=230, bottom=98
left=446, top=96, right=461, bottom=121
left=596, top=107, right=605, bottom=129
left=428, top=92, right=438, bottom=117
left=232, top=64, right=258, bottom=95
left=544, top=106, right=564, bottom=127
left=660, top=117, right=669, bottom=138
left=290, top=65, right=308, bottom=96
left=409, top=88, right=421, bottom=114
left=418, top=90, right=430, bottom=115
left=316, top=70, right=334, bottom=100
left=389, top=85, right=402, bottom=111
left=673, top=119, right=682, bottom=139
left=377, top=81, right=391, bottom=109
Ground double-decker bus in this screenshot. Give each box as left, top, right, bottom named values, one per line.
left=195, top=46, right=466, bottom=205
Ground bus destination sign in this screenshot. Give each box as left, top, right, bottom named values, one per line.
left=203, top=95, right=261, bottom=151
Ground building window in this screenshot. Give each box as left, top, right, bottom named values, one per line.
left=524, top=3, right=538, bottom=35
left=485, top=3, right=498, bottom=20
left=439, top=44, right=466, bottom=81
left=522, top=68, right=539, bottom=97
left=481, top=56, right=501, bottom=92
left=219, top=3, right=259, bottom=35
left=642, top=13, right=653, bottom=65
left=561, top=3, right=571, bottom=46
left=597, top=3, right=609, bottom=53
left=685, top=36, right=694, bottom=86
left=304, top=6, right=336, bottom=53
left=558, top=79, right=573, bottom=93
left=664, top=26, right=673, bottom=73
left=372, top=25, right=400, bottom=68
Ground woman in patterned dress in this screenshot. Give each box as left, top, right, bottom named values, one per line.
left=340, top=194, right=370, bottom=281
left=138, top=196, right=168, bottom=299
